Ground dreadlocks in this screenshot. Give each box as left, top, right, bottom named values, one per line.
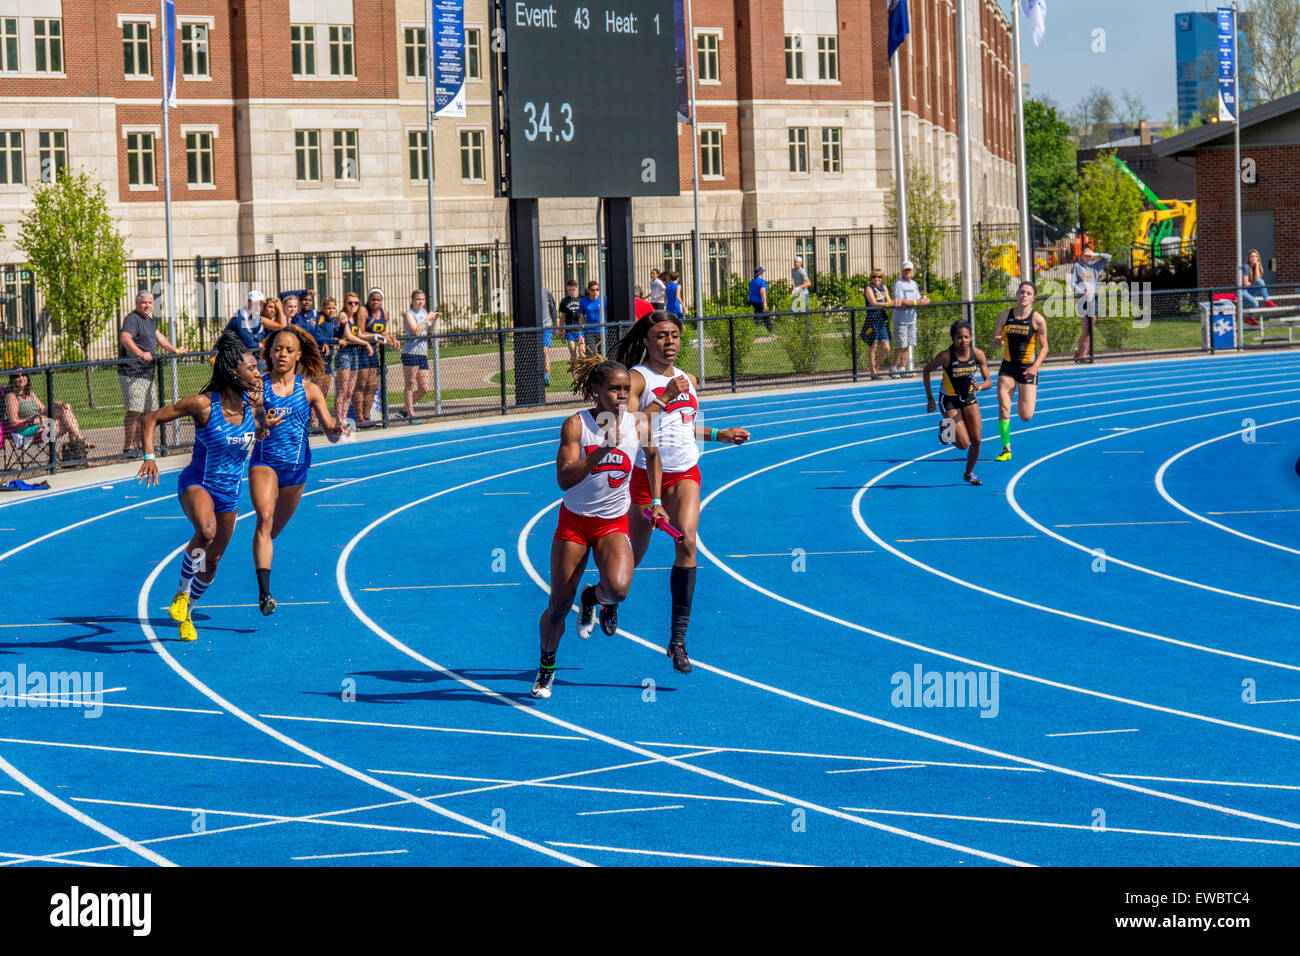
left=568, top=353, right=627, bottom=401
left=261, top=324, right=326, bottom=379
left=203, top=331, right=256, bottom=396
left=609, top=310, right=682, bottom=369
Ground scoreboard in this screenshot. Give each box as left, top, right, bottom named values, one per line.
left=500, top=0, right=681, bottom=198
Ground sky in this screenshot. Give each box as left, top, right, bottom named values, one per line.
left=1016, top=0, right=1234, bottom=123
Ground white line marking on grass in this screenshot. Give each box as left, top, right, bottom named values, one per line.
left=825, top=764, right=926, bottom=775
left=544, top=842, right=812, bottom=867
left=291, top=849, right=409, bottom=860
left=0, top=738, right=321, bottom=768
left=1044, top=729, right=1139, bottom=738
left=259, top=713, right=587, bottom=741
left=1100, top=774, right=1300, bottom=791
left=838, top=807, right=1300, bottom=847
left=575, top=805, right=684, bottom=816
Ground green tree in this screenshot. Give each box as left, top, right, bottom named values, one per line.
left=885, top=155, right=954, bottom=291
left=1078, top=150, right=1143, bottom=265
left=17, top=169, right=129, bottom=406
left=1242, top=0, right=1300, bottom=103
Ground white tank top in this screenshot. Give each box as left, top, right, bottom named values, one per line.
left=633, top=363, right=700, bottom=472
left=562, top=409, right=641, bottom=519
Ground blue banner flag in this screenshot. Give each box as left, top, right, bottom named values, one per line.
left=164, top=0, right=177, bottom=108
left=888, top=0, right=910, bottom=62
left=434, top=0, right=465, bottom=118
left=1216, top=6, right=1236, bottom=122
left=675, top=0, right=690, bottom=123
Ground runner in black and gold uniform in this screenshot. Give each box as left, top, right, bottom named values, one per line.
left=989, top=280, right=1048, bottom=462
left=923, top=321, right=992, bottom=485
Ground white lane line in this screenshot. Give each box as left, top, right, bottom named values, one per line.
left=896, top=535, right=1037, bottom=542
left=374, top=770, right=783, bottom=807
left=1154, top=417, right=1300, bottom=557
left=544, top=842, right=813, bottom=867
left=1208, top=509, right=1300, bottom=515
left=1052, top=521, right=1189, bottom=528
left=825, top=764, right=926, bottom=775
left=0, top=737, right=320, bottom=769
left=259, top=713, right=588, bottom=741
left=1100, top=774, right=1300, bottom=791
left=575, top=805, right=684, bottom=816
left=162, top=601, right=330, bottom=610
left=0, top=789, right=24, bottom=796
left=1005, top=402, right=1300, bottom=611
left=291, top=849, right=409, bottom=860
left=11, top=700, right=224, bottom=715
left=1044, top=729, right=1140, bottom=738
left=0, top=851, right=120, bottom=867
left=360, top=583, right=520, bottom=591
left=0, top=752, right=173, bottom=867
left=728, top=550, right=874, bottom=557
left=343, top=481, right=1033, bottom=867
left=635, top=741, right=1041, bottom=773
left=837, top=807, right=1300, bottom=847
left=1253, top=698, right=1300, bottom=705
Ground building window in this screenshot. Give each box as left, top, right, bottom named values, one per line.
left=662, top=241, right=684, bottom=277
left=466, top=28, right=481, bottom=79
left=126, top=132, right=155, bottom=186
left=817, top=35, right=838, bottom=81
left=38, top=130, right=67, bottom=182
left=304, top=255, right=328, bottom=300
left=34, top=19, right=62, bottom=73
left=564, top=245, right=587, bottom=287
left=341, top=251, right=365, bottom=298
left=707, top=240, right=729, bottom=299
left=408, top=130, right=429, bottom=182
left=696, top=32, right=719, bottom=82
left=291, top=25, right=315, bottom=75
left=788, top=127, right=808, bottom=173
left=295, top=130, right=320, bottom=182
left=794, top=237, right=815, bottom=279
left=459, top=129, right=484, bottom=181
left=821, top=127, right=841, bottom=173
left=404, top=27, right=425, bottom=78
left=784, top=34, right=803, bottom=81
left=699, top=128, right=722, bottom=178
left=468, top=249, right=492, bottom=313
left=328, top=25, right=354, bottom=77
left=333, top=129, right=358, bottom=181
left=185, top=131, right=214, bottom=185
left=827, top=236, right=848, bottom=275
left=123, top=21, right=150, bottom=77
left=181, top=23, right=209, bottom=78
left=0, top=19, right=16, bottom=72
left=0, top=131, right=21, bottom=185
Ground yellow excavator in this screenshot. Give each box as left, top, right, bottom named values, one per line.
left=1112, top=155, right=1196, bottom=266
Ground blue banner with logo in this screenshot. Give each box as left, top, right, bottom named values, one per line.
left=674, top=0, right=689, bottom=122
left=164, top=0, right=177, bottom=107
left=1217, top=6, right=1236, bottom=122
left=434, top=0, right=465, bottom=118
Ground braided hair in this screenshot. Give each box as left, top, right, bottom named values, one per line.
left=569, top=353, right=627, bottom=401
left=261, top=324, right=325, bottom=379
left=610, top=310, right=682, bottom=370
left=203, top=331, right=255, bottom=396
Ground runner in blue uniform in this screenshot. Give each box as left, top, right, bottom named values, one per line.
left=249, top=325, right=346, bottom=614
left=137, top=333, right=267, bottom=642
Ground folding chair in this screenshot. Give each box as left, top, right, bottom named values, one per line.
left=0, top=389, right=51, bottom=474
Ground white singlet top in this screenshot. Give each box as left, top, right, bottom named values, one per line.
left=562, top=409, right=641, bottom=519
left=633, top=363, right=700, bottom=473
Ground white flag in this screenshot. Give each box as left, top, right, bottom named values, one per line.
left=1021, top=0, right=1046, bottom=46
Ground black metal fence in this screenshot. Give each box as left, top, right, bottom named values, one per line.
left=4, top=281, right=1297, bottom=480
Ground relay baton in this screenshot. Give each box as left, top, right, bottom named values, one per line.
left=642, top=507, right=685, bottom=542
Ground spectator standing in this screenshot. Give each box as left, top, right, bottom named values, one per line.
left=541, top=285, right=558, bottom=386
left=118, top=290, right=185, bottom=455
left=356, top=288, right=390, bottom=423
left=333, top=291, right=375, bottom=424
left=558, top=279, right=585, bottom=361
left=282, top=294, right=307, bottom=331
left=791, top=256, right=811, bottom=312
left=890, top=260, right=929, bottom=377
left=310, top=296, right=341, bottom=397
left=299, top=289, right=319, bottom=323
left=580, top=280, right=606, bottom=356
left=633, top=285, right=655, bottom=320
left=748, top=266, right=771, bottom=332
left=663, top=271, right=685, bottom=317
left=862, top=269, right=893, bottom=379
left=1071, top=246, right=1112, bottom=361
left=648, top=268, right=667, bottom=311
left=400, top=290, right=438, bottom=420
left=225, top=290, right=267, bottom=350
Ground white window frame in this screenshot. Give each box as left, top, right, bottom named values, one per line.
left=0, top=17, right=17, bottom=73
left=179, top=17, right=215, bottom=81
left=401, top=23, right=425, bottom=81
left=816, top=35, right=838, bottom=83
left=821, top=126, right=842, bottom=174
left=698, top=124, right=724, bottom=180
left=0, top=130, right=23, bottom=188
left=121, top=124, right=161, bottom=190
left=465, top=25, right=483, bottom=81
left=294, top=128, right=322, bottom=186
left=181, top=124, right=218, bottom=189
left=695, top=29, right=720, bottom=84
left=119, top=15, right=154, bottom=80
left=332, top=127, right=359, bottom=184
left=788, top=126, right=809, bottom=175
left=327, top=23, right=354, bottom=78
left=458, top=127, right=486, bottom=183
left=37, top=128, right=69, bottom=183
left=784, top=33, right=804, bottom=82
left=406, top=127, right=431, bottom=183
left=290, top=23, right=317, bottom=77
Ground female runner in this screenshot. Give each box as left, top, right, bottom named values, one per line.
left=989, top=279, right=1048, bottom=462
left=137, top=333, right=267, bottom=642
left=922, top=321, right=992, bottom=485
left=610, top=312, right=750, bottom=674
left=532, top=355, right=668, bottom=700
left=249, top=325, right=347, bottom=614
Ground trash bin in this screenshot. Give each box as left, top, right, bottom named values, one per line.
left=1201, top=298, right=1236, bottom=350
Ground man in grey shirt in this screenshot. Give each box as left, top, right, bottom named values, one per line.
left=791, top=256, right=811, bottom=312
left=118, top=290, right=185, bottom=455
left=1071, top=247, right=1111, bottom=360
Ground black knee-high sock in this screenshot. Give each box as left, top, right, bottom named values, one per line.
left=256, top=568, right=271, bottom=599
left=669, top=565, right=696, bottom=644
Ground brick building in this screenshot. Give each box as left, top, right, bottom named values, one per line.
left=0, top=0, right=1017, bottom=260
left=1154, top=90, right=1300, bottom=288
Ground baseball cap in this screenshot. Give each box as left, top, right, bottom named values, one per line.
left=247, top=290, right=266, bottom=302
left=754, top=266, right=764, bottom=276
left=901, top=260, right=915, bottom=272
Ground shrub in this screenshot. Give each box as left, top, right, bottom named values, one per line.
left=774, top=311, right=830, bottom=374
left=0, top=341, right=34, bottom=370
left=708, top=311, right=757, bottom=377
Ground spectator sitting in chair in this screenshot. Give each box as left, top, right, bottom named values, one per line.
left=6, top=369, right=91, bottom=456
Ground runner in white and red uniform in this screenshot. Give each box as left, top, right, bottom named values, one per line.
left=611, top=312, right=750, bottom=674
left=532, top=356, right=667, bottom=700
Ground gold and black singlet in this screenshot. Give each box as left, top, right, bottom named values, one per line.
left=1000, top=309, right=1038, bottom=366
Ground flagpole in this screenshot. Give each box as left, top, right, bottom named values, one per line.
left=425, top=0, right=440, bottom=414
left=890, top=53, right=909, bottom=268
left=1011, top=1, right=1031, bottom=281
left=954, top=0, right=975, bottom=305
left=686, top=0, right=704, bottom=386
left=1232, top=0, right=1242, bottom=347
left=159, top=0, right=178, bottom=442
